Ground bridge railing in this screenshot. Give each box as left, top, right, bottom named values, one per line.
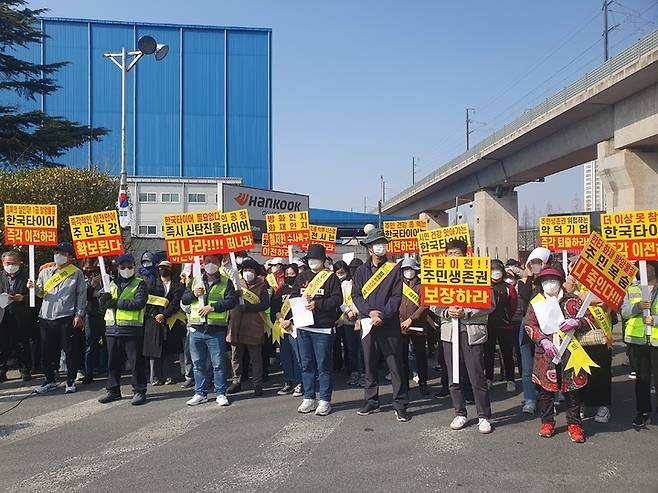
left=385, top=29, right=658, bottom=210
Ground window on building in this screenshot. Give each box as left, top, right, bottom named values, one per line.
left=138, top=225, right=157, bottom=236
left=161, top=193, right=180, bottom=203
left=139, top=192, right=156, bottom=203
left=188, top=193, right=206, bottom=203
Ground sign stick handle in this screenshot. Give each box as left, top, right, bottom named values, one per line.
left=288, top=245, right=294, bottom=264
left=193, top=256, right=205, bottom=307
left=552, top=291, right=594, bottom=364
left=451, top=318, right=460, bottom=384
left=639, top=260, right=652, bottom=337
left=229, top=251, right=244, bottom=306
left=562, top=250, right=568, bottom=276
left=98, top=256, right=111, bottom=293
left=28, top=245, right=36, bottom=308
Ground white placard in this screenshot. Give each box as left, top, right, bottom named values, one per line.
left=360, top=317, right=373, bottom=339
left=342, top=252, right=355, bottom=264
left=533, top=296, right=565, bottom=335
left=290, top=297, right=314, bottom=328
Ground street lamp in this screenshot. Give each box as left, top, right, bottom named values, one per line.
left=104, top=35, right=169, bottom=229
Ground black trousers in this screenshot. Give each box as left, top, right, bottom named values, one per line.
left=361, top=323, right=409, bottom=410
left=106, top=335, right=147, bottom=394
left=537, top=387, right=581, bottom=425
left=0, top=313, right=32, bottom=373
left=40, top=317, right=83, bottom=384
left=629, top=344, right=658, bottom=413
left=402, top=333, right=428, bottom=385
left=580, top=344, right=612, bottom=407
left=483, top=326, right=516, bottom=382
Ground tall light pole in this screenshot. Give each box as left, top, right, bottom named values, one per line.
left=104, top=36, right=169, bottom=230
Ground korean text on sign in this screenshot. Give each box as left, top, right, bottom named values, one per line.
left=420, top=256, right=492, bottom=309
left=384, top=219, right=427, bottom=254
left=303, top=225, right=337, bottom=254
left=539, top=214, right=591, bottom=252
left=570, top=232, right=638, bottom=310
left=221, top=209, right=254, bottom=253
left=4, top=203, right=58, bottom=246
left=417, top=224, right=473, bottom=256
left=69, top=210, right=123, bottom=259
left=266, top=211, right=310, bottom=247
left=163, top=210, right=225, bottom=264
left=261, top=233, right=289, bottom=258
left=600, top=210, right=658, bottom=261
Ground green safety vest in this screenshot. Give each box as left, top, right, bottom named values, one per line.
left=189, top=277, right=229, bottom=326
left=105, top=277, right=146, bottom=327
left=624, top=285, right=658, bottom=347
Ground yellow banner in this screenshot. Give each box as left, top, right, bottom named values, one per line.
left=43, top=264, right=79, bottom=294
left=420, top=256, right=491, bottom=308
left=403, top=282, right=420, bottom=306
left=362, top=262, right=395, bottom=299
left=588, top=305, right=613, bottom=347
left=417, top=224, right=472, bottom=256
left=4, top=203, right=58, bottom=246
left=303, top=270, right=332, bottom=299
left=539, top=214, right=591, bottom=252
left=147, top=295, right=169, bottom=308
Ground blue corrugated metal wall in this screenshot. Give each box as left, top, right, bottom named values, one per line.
left=0, top=18, right=271, bottom=188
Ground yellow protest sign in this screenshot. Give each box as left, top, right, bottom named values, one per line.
left=261, top=233, right=289, bottom=258
left=539, top=214, right=591, bottom=252
left=600, top=210, right=658, bottom=261
left=384, top=219, right=427, bottom=254
left=4, top=203, right=58, bottom=246
left=163, top=210, right=225, bottom=264
left=265, top=211, right=310, bottom=247
left=417, top=224, right=473, bottom=256
left=561, top=330, right=600, bottom=375
left=302, top=225, right=337, bottom=254
left=220, top=209, right=254, bottom=252
left=69, top=210, right=124, bottom=259
left=420, top=256, right=491, bottom=308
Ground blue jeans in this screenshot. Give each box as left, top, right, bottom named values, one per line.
left=518, top=321, right=537, bottom=404
left=189, top=329, right=227, bottom=397
left=298, top=330, right=334, bottom=402
left=280, top=334, right=302, bottom=385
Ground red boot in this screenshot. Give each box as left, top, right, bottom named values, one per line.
left=567, top=424, right=586, bottom=443
left=538, top=423, right=555, bottom=438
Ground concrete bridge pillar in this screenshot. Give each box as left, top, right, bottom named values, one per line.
left=598, top=140, right=658, bottom=212
left=473, top=189, right=518, bottom=260
left=419, top=210, right=449, bottom=229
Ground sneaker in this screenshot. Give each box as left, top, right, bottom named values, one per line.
left=395, top=408, right=411, bottom=422
left=419, top=383, right=430, bottom=395
left=315, top=400, right=332, bottom=416
left=464, top=396, right=475, bottom=405
left=277, top=383, right=294, bottom=395
left=216, top=394, right=230, bottom=407
left=151, top=379, right=165, bottom=386
left=98, top=392, right=122, bottom=404
left=226, top=383, right=242, bottom=394
left=506, top=381, right=516, bottom=393
left=180, top=378, right=195, bottom=388
left=412, top=374, right=420, bottom=384
left=357, top=401, right=380, bottom=416
left=186, top=394, right=208, bottom=406
left=164, top=377, right=176, bottom=385
left=434, top=387, right=450, bottom=399
left=538, top=422, right=555, bottom=438
left=292, top=384, right=304, bottom=397
left=297, top=398, right=317, bottom=413
left=580, top=406, right=587, bottom=419
left=478, top=418, right=492, bottom=434
left=594, top=406, right=611, bottom=423
left=35, top=382, right=58, bottom=394
left=567, top=423, right=585, bottom=443
left=628, top=371, right=637, bottom=380
left=486, top=379, right=493, bottom=390
left=522, top=401, right=536, bottom=414
left=131, top=393, right=147, bottom=406
left=450, top=415, right=468, bottom=430
left=65, top=382, right=77, bottom=394
left=75, top=371, right=85, bottom=384
left=632, top=412, right=650, bottom=429
left=384, top=373, right=392, bottom=382
left=347, top=372, right=360, bottom=386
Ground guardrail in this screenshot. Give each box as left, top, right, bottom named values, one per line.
left=384, top=29, right=658, bottom=210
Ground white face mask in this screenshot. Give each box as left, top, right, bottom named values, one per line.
left=204, top=263, right=219, bottom=275
left=541, top=279, right=562, bottom=296
left=491, top=270, right=504, bottom=281
left=505, top=278, right=514, bottom=285
left=54, top=253, right=68, bottom=266
left=3, top=264, right=19, bottom=275
left=308, top=259, right=324, bottom=272
left=119, top=267, right=134, bottom=279
left=243, top=271, right=256, bottom=283
left=372, top=244, right=387, bottom=257
left=403, top=270, right=416, bottom=280
left=142, top=261, right=153, bottom=268
left=336, top=273, right=347, bottom=281
left=530, top=263, right=543, bottom=275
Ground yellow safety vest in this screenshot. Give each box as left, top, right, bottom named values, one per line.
left=189, top=278, right=229, bottom=326
left=624, top=285, right=658, bottom=347
left=105, top=277, right=145, bottom=327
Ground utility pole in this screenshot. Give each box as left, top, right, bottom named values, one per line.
left=466, top=108, right=475, bottom=150
left=412, top=156, right=419, bottom=185
left=378, top=175, right=385, bottom=228
left=603, top=0, right=610, bottom=61
left=363, top=196, right=367, bottom=213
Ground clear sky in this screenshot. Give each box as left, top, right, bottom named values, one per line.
left=31, top=0, right=658, bottom=217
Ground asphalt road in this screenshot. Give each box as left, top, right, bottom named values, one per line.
left=0, top=342, right=656, bottom=493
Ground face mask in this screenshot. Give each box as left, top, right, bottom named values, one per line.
left=336, top=273, right=347, bottom=281
left=285, top=276, right=296, bottom=285
left=142, top=261, right=153, bottom=268
left=372, top=244, right=387, bottom=257
left=541, top=279, right=562, bottom=296
left=159, top=268, right=171, bottom=278
left=308, top=259, right=323, bottom=271
left=204, top=263, right=219, bottom=275
left=243, top=271, right=256, bottom=283
left=236, top=257, right=244, bottom=266
left=530, top=264, right=543, bottom=275
left=119, top=268, right=134, bottom=279
left=403, top=270, right=416, bottom=280
left=54, top=253, right=68, bottom=266
left=491, top=270, right=504, bottom=281
left=3, top=264, right=19, bottom=275
left=505, top=278, right=515, bottom=285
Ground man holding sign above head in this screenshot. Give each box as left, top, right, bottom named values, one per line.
left=352, top=228, right=410, bottom=422
left=29, top=242, right=87, bottom=395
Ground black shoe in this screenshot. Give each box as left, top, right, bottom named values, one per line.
left=277, top=383, right=294, bottom=395
left=0, top=370, right=7, bottom=383
left=357, top=401, right=380, bottom=416
left=419, top=384, right=430, bottom=396
left=180, top=378, right=194, bottom=389
left=226, top=383, right=242, bottom=394
left=395, top=408, right=411, bottom=422
left=81, top=376, right=93, bottom=385
left=434, top=387, right=450, bottom=399
left=131, top=393, right=146, bottom=406
left=465, top=395, right=475, bottom=405
left=254, top=386, right=263, bottom=397
left=632, top=412, right=650, bottom=429
left=164, top=377, right=176, bottom=385
left=21, top=371, right=33, bottom=382
left=98, top=392, right=122, bottom=404
left=151, top=379, right=164, bottom=386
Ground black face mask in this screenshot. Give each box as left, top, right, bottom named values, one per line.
left=285, top=276, right=296, bottom=286
left=83, top=270, right=95, bottom=278
left=159, top=268, right=172, bottom=278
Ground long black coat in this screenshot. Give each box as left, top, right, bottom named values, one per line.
left=0, top=269, right=31, bottom=328
left=143, top=278, right=185, bottom=358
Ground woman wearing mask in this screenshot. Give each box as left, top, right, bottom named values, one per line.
left=484, top=259, right=517, bottom=392
left=334, top=260, right=363, bottom=386
left=525, top=266, right=594, bottom=443
left=275, top=264, right=303, bottom=397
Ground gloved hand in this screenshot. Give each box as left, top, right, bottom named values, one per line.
left=540, top=338, right=557, bottom=359
left=559, top=318, right=582, bottom=332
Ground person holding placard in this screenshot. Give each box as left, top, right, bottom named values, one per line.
left=0, top=251, right=32, bottom=382
left=621, top=260, right=658, bottom=429
left=289, top=244, right=343, bottom=416
left=335, top=260, right=364, bottom=387
left=524, top=266, right=595, bottom=443
left=29, top=242, right=87, bottom=395
left=352, top=228, right=410, bottom=422
left=274, top=263, right=303, bottom=397
left=80, top=258, right=106, bottom=385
